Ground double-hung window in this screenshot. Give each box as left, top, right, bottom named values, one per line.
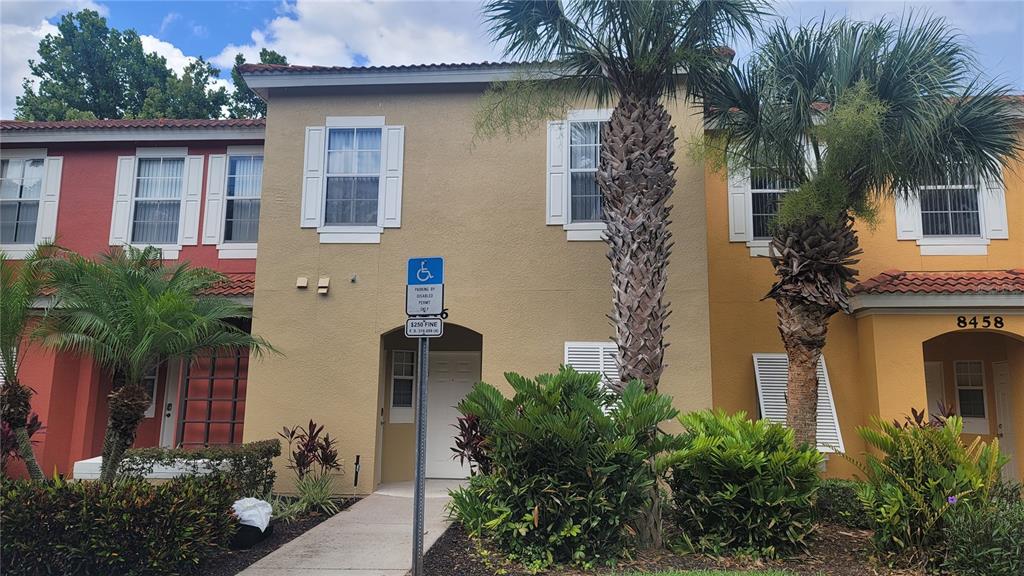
left=749, top=167, right=794, bottom=240
left=132, top=157, right=184, bottom=245
left=568, top=121, right=603, bottom=223
left=919, top=170, right=980, bottom=237
left=390, top=350, right=415, bottom=423
left=0, top=158, right=44, bottom=244
left=954, top=360, right=988, bottom=434
left=324, top=128, right=382, bottom=226
left=224, top=155, right=263, bottom=243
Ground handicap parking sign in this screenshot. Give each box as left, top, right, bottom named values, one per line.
left=406, top=257, right=444, bottom=316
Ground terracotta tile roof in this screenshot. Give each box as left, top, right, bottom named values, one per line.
left=0, top=118, right=265, bottom=131
left=853, top=269, right=1024, bottom=295
left=203, top=273, right=255, bottom=297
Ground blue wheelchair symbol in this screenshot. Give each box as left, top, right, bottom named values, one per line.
left=407, top=257, right=444, bottom=285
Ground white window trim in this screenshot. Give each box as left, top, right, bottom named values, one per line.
left=1, top=148, right=54, bottom=258
left=390, top=349, right=416, bottom=424
left=954, top=360, right=990, bottom=435
left=317, top=119, right=390, bottom=244
left=728, top=164, right=792, bottom=257
left=215, top=147, right=264, bottom=259
left=897, top=175, right=1007, bottom=256
left=557, top=109, right=613, bottom=242
left=126, top=154, right=188, bottom=259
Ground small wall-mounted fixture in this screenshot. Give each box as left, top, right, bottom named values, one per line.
left=350, top=274, right=358, bottom=283
left=296, top=276, right=309, bottom=289
left=317, top=277, right=330, bottom=295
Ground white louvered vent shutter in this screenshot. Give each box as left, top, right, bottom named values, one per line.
left=752, top=353, right=845, bottom=453
left=894, top=196, right=923, bottom=240
left=380, top=125, right=405, bottom=228
left=109, top=156, right=137, bottom=245
left=202, top=154, right=227, bottom=245
left=565, top=341, right=619, bottom=388
left=179, top=155, right=204, bottom=245
left=727, top=160, right=749, bottom=242
left=35, top=157, right=63, bottom=244
left=300, top=127, right=325, bottom=228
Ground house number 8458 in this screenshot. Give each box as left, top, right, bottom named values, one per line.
left=957, top=315, right=1004, bottom=329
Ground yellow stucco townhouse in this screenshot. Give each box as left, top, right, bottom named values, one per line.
left=238, top=62, right=1024, bottom=494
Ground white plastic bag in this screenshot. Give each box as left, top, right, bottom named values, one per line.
left=232, top=498, right=273, bottom=532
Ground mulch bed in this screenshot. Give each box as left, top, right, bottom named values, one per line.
left=201, top=497, right=359, bottom=576
left=424, top=523, right=924, bottom=576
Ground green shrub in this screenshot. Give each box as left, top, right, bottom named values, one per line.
left=448, top=367, right=678, bottom=569
left=814, top=479, right=870, bottom=529
left=119, top=439, right=280, bottom=498
left=664, top=410, right=822, bottom=557
left=1, top=474, right=237, bottom=575
left=279, top=420, right=344, bottom=515
left=854, top=415, right=1006, bottom=563
left=942, top=494, right=1024, bottom=576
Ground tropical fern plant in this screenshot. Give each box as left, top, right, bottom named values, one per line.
left=702, top=15, right=1022, bottom=447
left=478, top=0, right=764, bottom=394
left=36, top=246, right=275, bottom=482
left=0, top=247, right=55, bottom=480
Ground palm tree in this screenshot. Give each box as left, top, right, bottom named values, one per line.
left=37, top=246, right=275, bottom=482
left=702, top=16, right=1021, bottom=446
left=479, top=0, right=765, bottom=393
left=0, top=248, right=55, bottom=481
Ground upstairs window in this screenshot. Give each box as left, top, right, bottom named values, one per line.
left=132, top=157, right=184, bottom=244
left=224, top=155, right=263, bottom=243
left=569, top=121, right=603, bottom=223
left=324, top=128, right=381, bottom=226
left=749, top=167, right=794, bottom=239
left=920, top=170, right=980, bottom=237
left=0, top=158, right=44, bottom=244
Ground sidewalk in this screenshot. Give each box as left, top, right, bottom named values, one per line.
left=239, top=480, right=460, bottom=576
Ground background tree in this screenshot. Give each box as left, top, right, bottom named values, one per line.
left=37, top=247, right=275, bottom=482
left=14, top=9, right=227, bottom=121
left=702, top=16, right=1021, bottom=447
left=0, top=249, right=54, bottom=481
left=140, top=58, right=228, bottom=119
left=229, top=49, right=288, bottom=118
left=480, top=0, right=764, bottom=395
left=479, top=0, right=764, bottom=547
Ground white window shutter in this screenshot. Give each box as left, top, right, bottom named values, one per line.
left=381, top=125, right=405, bottom=228
left=110, top=156, right=137, bottom=245
left=35, top=157, right=63, bottom=244
left=894, top=195, right=922, bottom=240
left=565, top=341, right=619, bottom=388
left=546, top=120, right=567, bottom=225
left=981, top=171, right=1009, bottom=240
left=179, top=155, right=204, bottom=245
left=202, top=154, right=227, bottom=245
left=301, top=126, right=325, bottom=228
left=727, top=161, right=750, bottom=242
left=752, top=353, right=845, bottom=453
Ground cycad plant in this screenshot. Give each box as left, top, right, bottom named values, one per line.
left=0, top=248, right=55, bottom=481
left=479, top=0, right=764, bottom=392
left=703, top=16, right=1021, bottom=446
left=37, top=246, right=275, bottom=482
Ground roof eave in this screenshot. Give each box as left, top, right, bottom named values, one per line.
left=241, top=65, right=561, bottom=90
left=0, top=126, right=265, bottom=144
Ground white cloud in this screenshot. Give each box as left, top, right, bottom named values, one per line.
left=0, top=0, right=106, bottom=118
left=140, top=35, right=232, bottom=94
left=158, top=12, right=180, bottom=35
left=211, top=0, right=502, bottom=70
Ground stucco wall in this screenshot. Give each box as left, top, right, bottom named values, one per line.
left=244, top=84, right=712, bottom=494
left=704, top=134, right=1024, bottom=477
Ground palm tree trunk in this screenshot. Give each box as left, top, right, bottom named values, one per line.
left=14, top=426, right=44, bottom=481
left=601, top=95, right=675, bottom=394
left=775, top=296, right=831, bottom=447
left=767, top=214, right=861, bottom=448
left=98, top=381, right=151, bottom=483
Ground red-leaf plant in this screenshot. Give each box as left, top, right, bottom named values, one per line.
left=279, top=420, right=341, bottom=480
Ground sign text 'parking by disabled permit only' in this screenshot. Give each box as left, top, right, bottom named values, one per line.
left=406, top=257, right=444, bottom=317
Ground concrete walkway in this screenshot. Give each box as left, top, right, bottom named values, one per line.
left=239, top=480, right=461, bottom=576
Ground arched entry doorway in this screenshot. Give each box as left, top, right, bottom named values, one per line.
left=922, top=329, right=1024, bottom=481
left=376, top=324, right=482, bottom=484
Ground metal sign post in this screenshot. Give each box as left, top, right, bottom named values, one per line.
left=406, top=257, right=444, bottom=576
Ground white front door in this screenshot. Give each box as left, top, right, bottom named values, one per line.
left=994, top=361, right=1017, bottom=481
left=426, top=351, right=480, bottom=478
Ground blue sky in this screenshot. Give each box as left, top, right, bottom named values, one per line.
left=2, top=0, right=1022, bottom=118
